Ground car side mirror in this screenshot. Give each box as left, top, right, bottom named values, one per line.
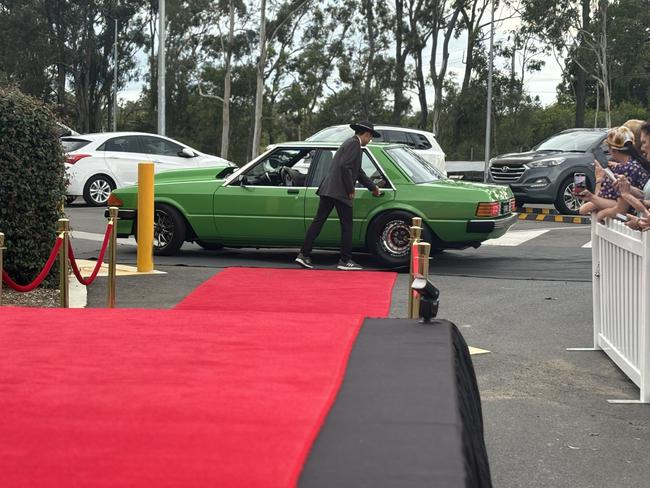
left=179, top=147, right=196, bottom=158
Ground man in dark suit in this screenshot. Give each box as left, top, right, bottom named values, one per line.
left=296, top=121, right=383, bottom=270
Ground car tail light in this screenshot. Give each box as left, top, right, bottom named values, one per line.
left=107, top=193, right=123, bottom=207
left=476, top=202, right=500, bottom=217
left=65, top=153, right=91, bottom=164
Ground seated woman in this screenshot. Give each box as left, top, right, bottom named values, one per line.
left=578, top=126, right=650, bottom=222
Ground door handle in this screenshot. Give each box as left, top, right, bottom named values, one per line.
left=287, top=189, right=300, bottom=194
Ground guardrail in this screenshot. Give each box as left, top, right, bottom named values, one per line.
left=585, top=218, right=650, bottom=403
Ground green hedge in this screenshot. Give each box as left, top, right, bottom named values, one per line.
left=0, top=87, right=66, bottom=287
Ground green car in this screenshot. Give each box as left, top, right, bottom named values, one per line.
left=110, top=142, right=517, bottom=267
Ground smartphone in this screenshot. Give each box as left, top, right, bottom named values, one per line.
left=573, top=173, right=586, bottom=194
left=592, top=147, right=609, bottom=168
left=615, top=213, right=630, bottom=222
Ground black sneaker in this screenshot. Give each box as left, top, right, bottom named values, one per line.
left=295, top=253, right=314, bottom=269
left=337, top=259, right=363, bottom=271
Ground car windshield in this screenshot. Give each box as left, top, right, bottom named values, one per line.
left=534, top=131, right=604, bottom=152
left=306, top=126, right=353, bottom=142
left=386, top=146, right=443, bottom=183
left=61, top=138, right=92, bottom=152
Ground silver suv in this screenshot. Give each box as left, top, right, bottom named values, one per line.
left=486, top=128, right=608, bottom=214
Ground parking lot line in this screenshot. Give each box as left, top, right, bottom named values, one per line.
left=72, top=231, right=137, bottom=247
left=483, top=229, right=550, bottom=246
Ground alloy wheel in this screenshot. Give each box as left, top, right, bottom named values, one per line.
left=563, top=182, right=584, bottom=212
left=380, top=220, right=411, bottom=257
left=154, top=209, right=175, bottom=250
left=88, top=179, right=112, bottom=205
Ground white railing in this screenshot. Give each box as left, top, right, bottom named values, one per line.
left=590, top=218, right=650, bottom=403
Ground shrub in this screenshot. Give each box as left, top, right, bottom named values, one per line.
left=0, top=87, right=66, bottom=287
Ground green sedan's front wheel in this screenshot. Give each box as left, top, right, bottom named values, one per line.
left=153, top=203, right=187, bottom=256
left=368, top=211, right=433, bottom=268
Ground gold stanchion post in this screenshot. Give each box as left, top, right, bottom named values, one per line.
left=107, top=207, right=119, bottom=308
left=408, top=216, right=423, bottom=319
left=58, top=219, right=70, bottom=308
left=411, top=241, right=431, bottom=320
left=0, top=232, right=5, bottom=306
left=137, top=162, right=155, bottom=272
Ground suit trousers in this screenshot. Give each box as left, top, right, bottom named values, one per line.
left=301, top=196, right=353, bottom=262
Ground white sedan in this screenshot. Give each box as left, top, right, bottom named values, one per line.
left=62, top=132, right=235, bottom=206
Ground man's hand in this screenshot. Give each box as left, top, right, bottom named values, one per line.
left=348, top=191, right=355, bottom=200
left=372, top=188, right=383, bottom=197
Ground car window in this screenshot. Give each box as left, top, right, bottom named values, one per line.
left=242, top=148, right=315, bottom=187
left=411, top=133, right=432, bottom=150
left=355, top=152, right=389, bottom=188
left=534, top=131, right=606, bottom=152
left=100, top=136, right=141, bottom=153
left=141, top=136, right=184, bottom=156
left=386, top=146, right=442, bottom=184
left=384, top=130, right=415, bottom=148
left=61, top=138, right=92, bottom=152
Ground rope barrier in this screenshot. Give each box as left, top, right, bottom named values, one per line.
left=2, top=235, right=64, bottom=292
left=68, top=221, right=113, bottom=286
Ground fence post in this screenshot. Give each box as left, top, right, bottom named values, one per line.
left=0, top=232, right=5, bottom=306
left=591, top=220, right=602, bottom=350
left=408, top=217, right=423, bottom=319
left=640, top=231, right=650, bottom=402
left=107, top=207, right=119, bottom=308
left=58, top=219, right=70, bottom=308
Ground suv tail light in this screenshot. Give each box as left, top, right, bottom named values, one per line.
left=476, top=202, right=500, bottom=217
left=65, top=154, right=91, bottom=164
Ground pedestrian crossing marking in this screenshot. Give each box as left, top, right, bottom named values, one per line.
left=483, top=229, right=550, bottom=246
left=469, top=346, right=491, bottom=355
left=582, top=241, right=592, bottom=248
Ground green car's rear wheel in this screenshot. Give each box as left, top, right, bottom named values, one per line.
left=153, top=203, right=186, bottom=256
left=368, top=210, right=433, bottom=268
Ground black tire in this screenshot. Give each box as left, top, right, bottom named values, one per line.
left=83, top=174, right=115, bottom=206
left=554, top=175, right=587, bottom=215
left=367, top=210, right=433, bottom=268
left=196, top=240, right=223, bottom=251
left=153, top=203, right=187, bottom=256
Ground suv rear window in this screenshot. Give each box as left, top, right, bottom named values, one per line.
left=61, top=138, right=92, bottom=152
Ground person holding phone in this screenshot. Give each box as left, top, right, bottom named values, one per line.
left=578, top=126, right=650, bottom=222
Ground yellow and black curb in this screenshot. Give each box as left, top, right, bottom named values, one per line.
left=516, top=207, right=591, bottom=225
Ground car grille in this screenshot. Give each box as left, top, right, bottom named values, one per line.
left=490, top=163, right=525, bottom=182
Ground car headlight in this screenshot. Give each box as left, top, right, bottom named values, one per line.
left=526, top=157, right=565, bottom=168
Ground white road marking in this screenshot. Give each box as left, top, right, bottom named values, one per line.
left=71, top=231, right=137, bottom=247
left=483, top=229, right=550, bottom=246
left=582, top=241, right=592, bottom=248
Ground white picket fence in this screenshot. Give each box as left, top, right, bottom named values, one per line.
left=591, top=219, right=650, bottom=402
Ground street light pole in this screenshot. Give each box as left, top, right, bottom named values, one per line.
left=157, top=0, right=166, bottom=136
left=113, top=18, right=118, bottom=132
left=484, top=0, right=495, bottom=182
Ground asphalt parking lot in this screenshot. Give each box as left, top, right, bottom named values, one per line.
left=66, top=203, right=650, bottom=488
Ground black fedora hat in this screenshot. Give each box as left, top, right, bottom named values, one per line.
left=350, top=121, right=381, bottom=138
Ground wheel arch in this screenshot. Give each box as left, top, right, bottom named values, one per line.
left=364, top=205, right=438, bottom=251
left=152, top=198, right=198, bottom=241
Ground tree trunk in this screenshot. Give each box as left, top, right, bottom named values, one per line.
left=414, top=47, right=428, bottom=129
left=251, top=0, right=267, bottom=159
left=362, top=0, right=375, bottom=120
left=221, top=0, right=235, bottom=160
left=391, top=0, right=405, bottom=124
left=575, top=0, right=591, bottom=127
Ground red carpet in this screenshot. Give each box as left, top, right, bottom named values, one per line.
left=175, top=267, right=397, bottom=317
left=0, top=268, right=397, bottom=487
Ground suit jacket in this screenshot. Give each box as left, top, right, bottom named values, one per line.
left=317, top=137, right=377, bottom=206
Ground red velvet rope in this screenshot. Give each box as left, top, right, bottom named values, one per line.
left=68, top=222, right=113, bottom=286
left=2, top=236, right=64, bottom=292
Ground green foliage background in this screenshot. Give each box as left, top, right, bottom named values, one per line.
left=0, top=88, right=66, bottom=286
